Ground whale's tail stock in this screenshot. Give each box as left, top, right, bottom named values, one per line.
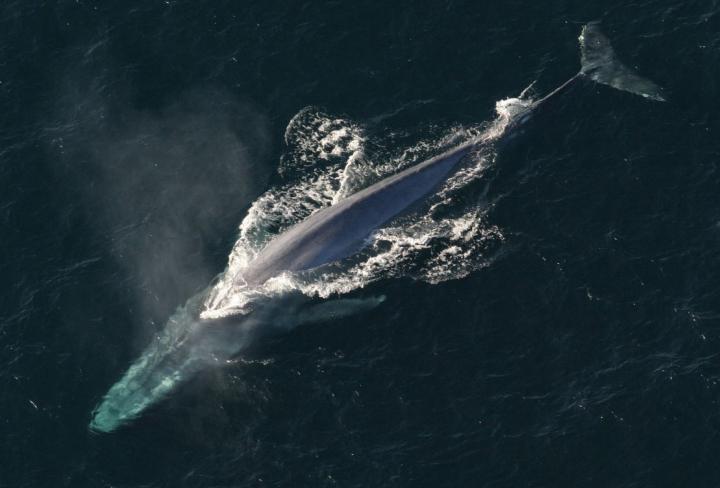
left=579, top=21, right=666, bottom=102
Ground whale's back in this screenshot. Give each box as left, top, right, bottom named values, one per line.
left=241, top=143, right=474, bottom=286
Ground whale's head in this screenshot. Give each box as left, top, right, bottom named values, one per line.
left=89, top=322, right=199, bottom=433
left=89, top=296, right=254, bottom=433
left=89, top=290, right=384, bottom=433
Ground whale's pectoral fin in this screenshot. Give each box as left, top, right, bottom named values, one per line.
left=579, top=21, right=666, bottom=102
left=294, top=295, right=386, bottom=326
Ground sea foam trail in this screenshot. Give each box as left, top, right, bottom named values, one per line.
left=201, top=95, right=530, bottom=319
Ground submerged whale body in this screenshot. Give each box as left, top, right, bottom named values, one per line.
left=90, top=23, right=665, bottom=432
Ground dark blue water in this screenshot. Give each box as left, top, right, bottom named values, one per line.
left=2, top=1, right=720, bottom=486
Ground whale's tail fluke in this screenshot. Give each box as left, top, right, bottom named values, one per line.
left=579, top=21, right=666, bottom=101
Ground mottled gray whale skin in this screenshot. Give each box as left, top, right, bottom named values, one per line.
left=241, top=141, right=475, bottom=286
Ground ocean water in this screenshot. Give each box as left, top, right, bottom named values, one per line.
left=2, top=1, right=720, bottom=486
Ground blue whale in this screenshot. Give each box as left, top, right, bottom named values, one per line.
left=90, top=23, right=664, bottom=433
